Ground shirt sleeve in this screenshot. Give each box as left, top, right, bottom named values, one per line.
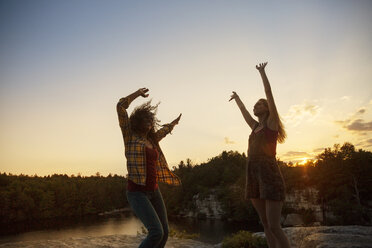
left=117, top=97, right=131, bottom=145
left=155, top=123, right=175, bottom=142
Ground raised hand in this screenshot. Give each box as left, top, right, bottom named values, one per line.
left=137, top=88, right=149, bottom=98
left=171, top=113, right=182, bottom=125
left=256, top=62, right=268, bottom=72
left=229, top=91, right=239, bottom=102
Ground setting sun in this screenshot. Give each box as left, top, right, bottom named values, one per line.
left=298, top=157, right=310, bottom=165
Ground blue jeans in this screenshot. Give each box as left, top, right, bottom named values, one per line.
left=126, top=189, right=169, bottom=248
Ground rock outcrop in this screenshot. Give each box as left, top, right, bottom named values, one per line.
left=183, top=187, right=325, bottom=224
left=283, top=213, right=304, bottom=227
left=285, top=187, right=323, bottom=223
left=183, top=192, right=224, bottom=219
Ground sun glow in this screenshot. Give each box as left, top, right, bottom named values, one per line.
left=298, top=157, right=310, bottom=165
left=297, top=157, right=317, bottom=166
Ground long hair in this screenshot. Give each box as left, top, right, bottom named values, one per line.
left=129, top=100, right=161, bottom=144
left=260, top=98, right=287, bottom=143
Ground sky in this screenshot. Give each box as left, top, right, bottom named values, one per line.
left=1, top=0, right=372, bottom=176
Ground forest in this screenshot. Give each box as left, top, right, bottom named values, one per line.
left=1, top=142, right=371, bottom=228
left=0, top=173, right=127, bottom=225
left=162, top=142, right=372, bottom=225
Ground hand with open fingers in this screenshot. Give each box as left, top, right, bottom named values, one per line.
left=256, top=62, right=268, bottom=72
left=137, top=88, right=149, bottom=98
left=172, top=113, right=182, bottom=125
left=229, top=91, right=239, bottom=102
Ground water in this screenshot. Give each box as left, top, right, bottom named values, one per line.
left=0, top=212, right=261, bottom=245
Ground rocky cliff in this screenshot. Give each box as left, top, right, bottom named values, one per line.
left=182, top=192, right=224, bottom=219
left=184, top=187, right=324, bottom=226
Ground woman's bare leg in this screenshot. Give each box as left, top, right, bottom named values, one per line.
left=265, top=200, right=291, bottom=248
left=250, top=198, right=277, bottom=248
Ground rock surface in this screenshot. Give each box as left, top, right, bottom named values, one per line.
left=1, top=226, right=371, bottom=248
left=0, top=235, right=217, bottom=248
left=255, top=225, right=372, bottom=248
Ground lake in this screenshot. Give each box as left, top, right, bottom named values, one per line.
left=0, top=212, right=262, bottom=245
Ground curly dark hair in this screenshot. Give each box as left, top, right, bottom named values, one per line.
left=129, top=101, right=161, bottom=141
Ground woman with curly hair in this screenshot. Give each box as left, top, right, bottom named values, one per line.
left=117, top=88, right=181, bottom=248
left=230, top=63, right=290, bottom=248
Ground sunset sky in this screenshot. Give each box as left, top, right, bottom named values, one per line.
left=1, top=0, right=372, bottom=176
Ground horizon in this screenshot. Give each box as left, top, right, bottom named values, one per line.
left=1, top=142, right=368, bottom=177
left=1, top=0, right=372, bottom=177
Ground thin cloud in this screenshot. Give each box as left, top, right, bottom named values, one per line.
left=287, top=103, right=320, bottom=117
left=337, top=119, right=372, bottom=132
left=356, top=138, right=372, bottom=148
left=335, top=120, right=348, bottom=125
left=357, top=108, right=366, bottom=114
left=287, top=159, right=308, bottom=164
left=282, top=151, right=312, bottom=157
left=346, top=119, right=372, bottom=131
left=224, top=137, right=235, bottom=144
left=313, top=147, right=325, bottom=153
left=341, top=96, right=351, bottom=101
left=335, top=107, right=372, bottom=134
left=285, top=101, right=321, bottom=126
left=279, top=151, right=314, bottom=164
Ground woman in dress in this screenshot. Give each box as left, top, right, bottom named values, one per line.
left=117, top=88, right=181, bottom=248
left=230, top=63, right=291, bottom=248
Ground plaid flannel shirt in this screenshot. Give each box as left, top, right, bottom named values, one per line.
left=117, top=97, right=181, bottom=186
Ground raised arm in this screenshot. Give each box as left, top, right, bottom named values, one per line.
left=156, top=113, right=182, bottom=142
left=229, top=92, right=258, bottom=130
left=256, top=62, right=279, bottom=130
left=117, top=88, right=149, bottom=144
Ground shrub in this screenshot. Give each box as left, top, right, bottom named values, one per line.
left=300, top=208, right=316, bottom=225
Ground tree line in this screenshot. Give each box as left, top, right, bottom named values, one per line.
left=0, top=173, right=127, bottom=226
left=1, top=142, right=371, bottom=227
left=161, top=142, right=372, bottom=225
